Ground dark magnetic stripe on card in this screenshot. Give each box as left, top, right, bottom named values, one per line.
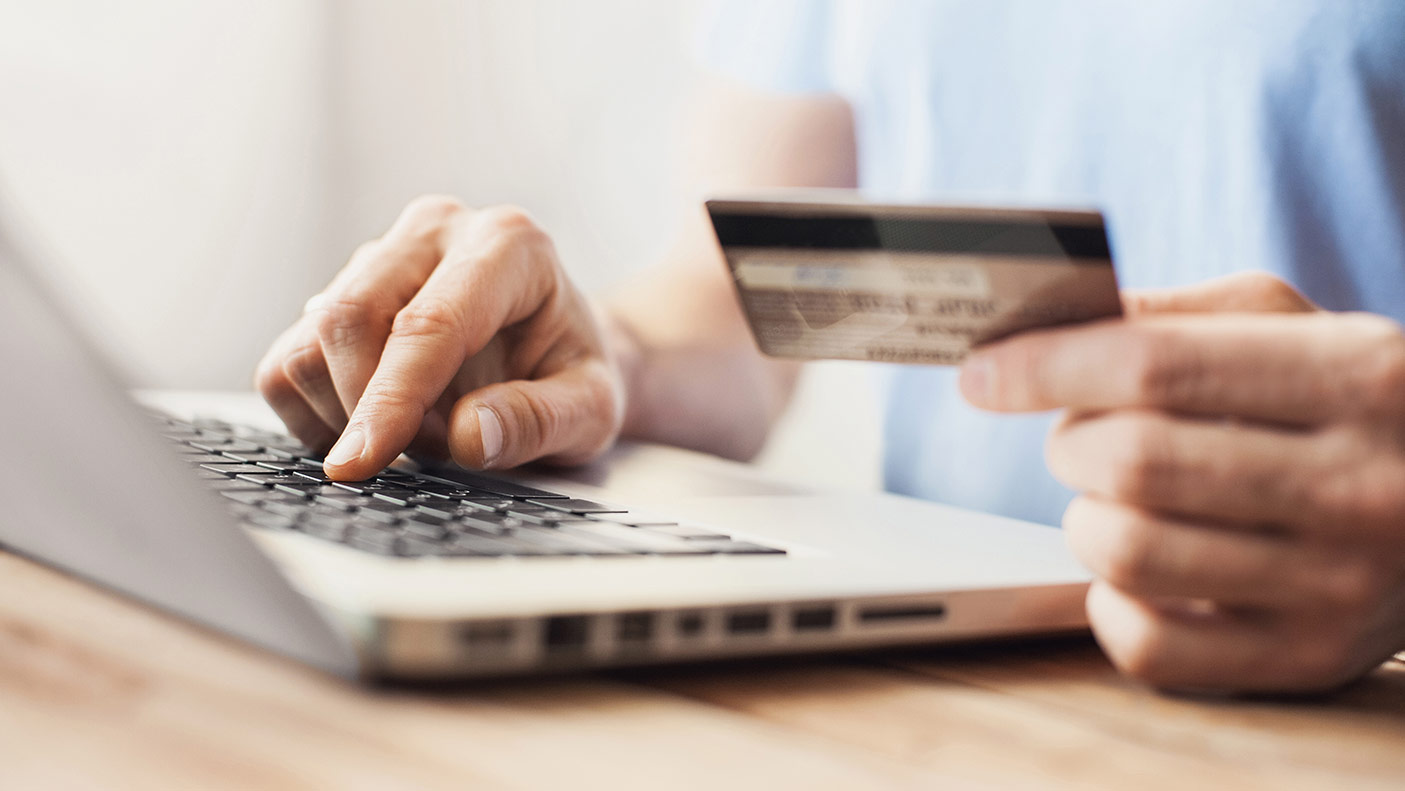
left=709, top=212, right=1111, bottom=260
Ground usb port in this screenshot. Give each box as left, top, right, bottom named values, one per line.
left=726, top=610, right=771, bottom=635
left=792, top=606, right=836, bottom=631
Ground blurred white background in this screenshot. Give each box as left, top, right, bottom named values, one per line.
left=0, top=0, right=881, bottom=490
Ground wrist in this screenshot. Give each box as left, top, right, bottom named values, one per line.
left=595, top=301, right=649, bottom=440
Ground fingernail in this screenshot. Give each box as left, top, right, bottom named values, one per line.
left=959, top=354, right=994, bottom=405
left=325, top=426, right=366, bottom=468
left=476, top=406, right=503, bottom=467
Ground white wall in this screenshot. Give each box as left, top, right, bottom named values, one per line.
left=0, top=0, right=881, bottom=490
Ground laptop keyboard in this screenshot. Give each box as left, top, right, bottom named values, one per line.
left=154, top=413, right=785, bottom=560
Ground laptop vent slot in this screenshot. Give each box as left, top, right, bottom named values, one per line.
left=725, top=610, right=772, bottom=636
left=675, top=611, right=705, bottom=639
left=791, top=605, right=837, bottom=632
left=616, top=611, right=654, bottom=644
left=857, top=603, right=947, bottom=624
left=543, top=615, right=591, bottom=654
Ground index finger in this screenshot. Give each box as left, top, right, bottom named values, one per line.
left=959, top=312, right=1403, bottom=424
left=323, top=207, right=557, bottom=480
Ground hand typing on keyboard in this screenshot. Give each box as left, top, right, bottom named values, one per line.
left=254, top=197, right=626, bottom=481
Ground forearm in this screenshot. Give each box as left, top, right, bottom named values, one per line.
left=596, top=79, right=853, bottom=459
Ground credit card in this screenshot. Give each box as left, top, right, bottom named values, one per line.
left=707, top=196, right=1122, bottom=365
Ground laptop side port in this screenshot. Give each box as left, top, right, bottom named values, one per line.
left=726, top=610, right=772, bottom=635
left=543, top=614, right=590, bottom=653
left=857, top=603, right=947, bottom=624
left=674, top=611, right=706, bottom=640
left=616, top=611, right=653, bottom=644
left=791, top=605, right=836, bottom=632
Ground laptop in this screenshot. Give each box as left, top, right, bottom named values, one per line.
left=0, top=202, right=1091, bottom=681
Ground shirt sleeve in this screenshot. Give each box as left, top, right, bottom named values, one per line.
left=694, top=0, right=835, bottom=95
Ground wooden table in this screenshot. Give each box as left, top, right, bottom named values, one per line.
left=4, top=551, right=1405, bottom=790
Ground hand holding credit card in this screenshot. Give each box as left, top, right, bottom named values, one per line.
left=708, top=196, right=1122, bottom=364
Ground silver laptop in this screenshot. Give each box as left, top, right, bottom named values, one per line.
left=0, top=204, right=1090, bottom=681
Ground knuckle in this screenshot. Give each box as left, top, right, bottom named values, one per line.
left=254, top=353, right=293, bottom=400
left=478, top=204, right=540, bottom=236
left=1099, top=513, right=1158, bottom=592
left=393, top=194, right=467, bottom=244
left=390, top=298, right=462, bottom=341
left=1122, top=329, right=1194, bottom=405
left=1241, top=271, right=1303, bottom=309
left=1044, top=412, right=1084, bottom=483
left=355, top=384, right=422, bottom=422
left=401, top=194, right=466, bottom=224
left=313, top=297, right=378, bottom=347
left=347, top=238, right=383, bottom=265
left=280, top=339, right=327, bottom=387
left=521, top=389, right=565, bottom=450
left=1107, top=416, right=1172, bottom=502
left=984, top=338, right=1047, bottom=408
left=1104, top=615, right=1168, bottom=684
left=1348, top=315, right=1405, bottom=414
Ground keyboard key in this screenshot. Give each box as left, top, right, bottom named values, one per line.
left=456, top=511, right=527, bottom=535
left=417, top=467, right=567, bottom=499
left=401, top=518, right=450, bottom=540
left=371, top=491, right=434, bottom=507
left=355, top=506, right=408, bottom=525
left=343, top=525, right=401, bottom=554
left=291, top=470, right=334, bottom=484
left=184, top=453, right=235, bottom=465
left=207, top=477, right=270, bottom=492
left=373, top=470, right=418, bottom=482
left=504, top=508, right=592, bottom=526
left=314, top=491, right=365, bottom=511
left=219, top=489, right=270, bottom=505
left=523, top=498, right=626, bottom=514
left=454, top=498, right=520, bottom=512
left=413, top=485, right=505, bottom=501
left=331, top=481, right=416, bottom=496
left=298, top=517, right=348, bottom=541
left=262, top=500, right=313, bottom=519
left=210, top=463, right=281, bottom=475
left=162, top=431, right=203, bottom=442
left=412, top=502, right=459, bottom=521
left=273, top=483, right=320, bottom=498
left=219, top=451, right=288, bottom=464
left=189, top=438, right=262, bottom=453
left=256, top=460, right=323, bottom=473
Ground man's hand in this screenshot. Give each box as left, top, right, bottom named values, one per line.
left=255, top=196, right=624, bottom=480
left=960, top=272, right=1405, bottom=693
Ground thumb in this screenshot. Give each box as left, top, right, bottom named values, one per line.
left=1121, top=271, right=1319, bottom=317
left=447, top=361, right=623, bottom=470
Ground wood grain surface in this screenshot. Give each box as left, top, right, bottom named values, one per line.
left=3, top=551, right=1404, bottom=790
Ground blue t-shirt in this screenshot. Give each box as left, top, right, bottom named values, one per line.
left=700, top=0, right=1405, bottom=525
